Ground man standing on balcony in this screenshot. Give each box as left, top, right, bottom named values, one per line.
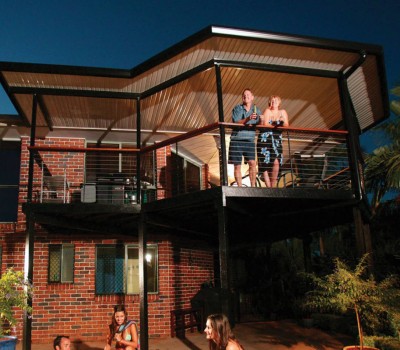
left=229, top=88, right=260, bottom=187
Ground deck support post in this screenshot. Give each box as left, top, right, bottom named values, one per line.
left=216, top=194, right=234, bottom=322
left=353, top=207, right=373, bottom=265
left=139, top=213, right=149, bottom=350
left=136, top=97, right=142, bottom=203
left=23, top=94, right=38, bottom=350
left=215, top=64, right=228, bottom=186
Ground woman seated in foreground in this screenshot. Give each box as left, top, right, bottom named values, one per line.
left=204, top=313, right=244, bottom=350
left=104, top=304, right=139, bottom=350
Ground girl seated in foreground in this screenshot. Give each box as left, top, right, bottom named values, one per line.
left=204, top=313, right=244, bottom=350
left=104, top=304, right=139, bottom=350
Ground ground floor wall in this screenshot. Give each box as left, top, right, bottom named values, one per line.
left=0, top=224, right=214, bottom=344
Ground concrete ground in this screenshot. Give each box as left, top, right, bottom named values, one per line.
left=17, top=320, right=353, bottom=350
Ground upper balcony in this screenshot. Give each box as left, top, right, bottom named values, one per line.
left=27, top=123, right=351, bottom=202
left=17, top=122, right=358, bottom=242
left=0, top=25, right=389, bottom=239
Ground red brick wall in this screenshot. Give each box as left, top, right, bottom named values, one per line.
left=202, top=163, right=210, bottom=189
left=1, top=137, right=214, bottom=344
left=17, top=137, right=86, bottom=230
left=156, top=146, right=171, bottom=199
left=25, top=233, right=213, bottom=344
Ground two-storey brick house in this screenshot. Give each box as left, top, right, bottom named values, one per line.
left=0, top=26, right=389, bottom=349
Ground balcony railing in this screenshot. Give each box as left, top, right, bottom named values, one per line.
left=223, top=124, right=351, bottom=190
left=26, top=123, right=352, bottom=205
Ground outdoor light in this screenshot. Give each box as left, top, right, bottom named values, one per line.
left=145, top=253, right=152, bottom=263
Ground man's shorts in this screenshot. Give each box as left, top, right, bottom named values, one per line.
left=228, top=140, right=256, bottom=165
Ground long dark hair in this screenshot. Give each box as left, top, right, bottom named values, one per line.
left=109, top=304, right=128, bottom=339
left=207, top=314, right=243, bottom=350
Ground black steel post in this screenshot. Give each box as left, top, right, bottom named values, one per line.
left=217, top=203, right=229, bottom=289
left=23, top=94, right=37, bottom=350
left=138, top=213, right=148, bottom=350
left=340, top=51, right=366, bottom=201
left=338, top=76, right=363, bottom=201
left=339, top=64, right=373, bottom=260
left=217, top=195, right=232, bottom=321
left=136, top=98, right=141, bottom=203
left=215, top=64, right=228, bottom=186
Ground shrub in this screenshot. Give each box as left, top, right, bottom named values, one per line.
left=0, top=268, right=33, bottom=336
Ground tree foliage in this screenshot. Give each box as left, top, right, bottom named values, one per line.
left=365, top=85, right=400, bottom=209
left=301, top=255, right=400, bottom=347
left=0, top=268, right=33, bottom=336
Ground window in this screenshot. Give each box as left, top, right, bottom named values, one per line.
left=95, top=244, right=158, bottom=295
left=96, top=245, right=124, bottom=294
left=48, top=244, right=74, bottom=283
left=126, top=245, right=158, bottom=294
left=0, top=141, right=21, bottom=222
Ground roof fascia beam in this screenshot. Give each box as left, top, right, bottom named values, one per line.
left=216, top=59, right=341, bottom=79
left=8, top=86, right=139, bottom=99
left=211, top=26, right=384, bottom=55
left=0, top=61, right=131, bottom=78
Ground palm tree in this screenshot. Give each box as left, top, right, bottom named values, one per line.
left=364, top=84, right=400, bottom=210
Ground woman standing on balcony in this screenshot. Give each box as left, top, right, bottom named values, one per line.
left=104, top=304, right=139, bottom=350
left=204, top=314, right=244, bottom=350
left=257, top=95, right=289, bottom=187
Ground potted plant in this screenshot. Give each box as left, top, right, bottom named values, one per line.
left=301, top=254, right=400, bottom=350
left=0, top=268, right=33, bottom=350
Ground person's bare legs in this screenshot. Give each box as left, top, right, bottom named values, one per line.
left=234, top=164, right=242, bottom=187
left=271, top=159, right=280, bottom=188
left=248, top=160, right=257, bottom=187
left=263, top=171, right=271, bottom=188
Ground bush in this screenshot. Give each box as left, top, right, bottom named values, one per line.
left=364, top=336, right=400, bottom=350
left=312, top=313, right=357, bottom=336
left=300, top=255, right=400, bottom=348
left=0, top=268, right=33, bottom=336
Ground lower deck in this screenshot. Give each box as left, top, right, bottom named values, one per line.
left=24, top=186, right=357, bottom=246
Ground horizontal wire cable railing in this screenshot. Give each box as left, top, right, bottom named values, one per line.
left=27, top=123, right=352, bottom=205
left=221, top=123, right=351, bottom=190
left=28, top=146, right=155, bottom=205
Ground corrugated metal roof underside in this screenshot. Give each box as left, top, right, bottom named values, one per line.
left=9, top=68, right=341, bottom=138
left=0, top=26, right=388, bottom=144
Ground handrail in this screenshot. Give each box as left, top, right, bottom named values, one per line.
left=0, top=184, right=19, bottom=189
left=220, top=122, right=348, bottom=136
left=322, top=167, right=350, bottom=183
left=28, top=145, right=140, bottom=153
left=28, top=122, right=346, bottom=155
